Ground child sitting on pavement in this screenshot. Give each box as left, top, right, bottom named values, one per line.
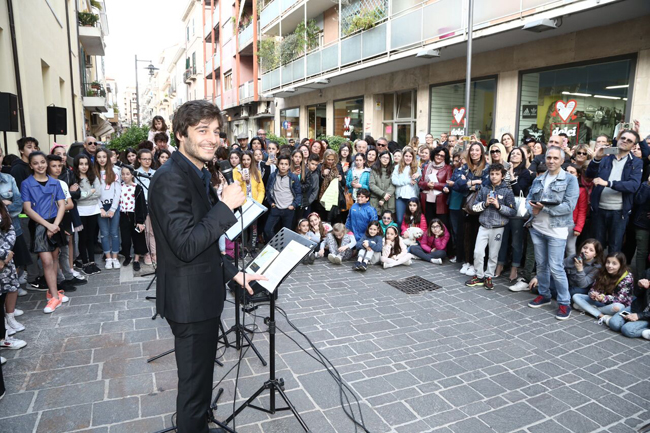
left=353, top=221, right=383, bottom=271
left=379, top=210, right=398, bottom=235
left=381, top=226, right=412, bottom=269
left=409, top=218, right=449, bottom=265
left=608, top=266, right=650, bottom=340
left=326, top=223, right=355, bottom=264
left=465, top=163, right=516, bottom=290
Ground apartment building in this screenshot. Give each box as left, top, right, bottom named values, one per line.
left=258, top=0, right=650, bottom=146
left=0, top=0, right=110, bottom=152
left=120, top=86, right=138, bottom=127
left=203, top=0, right=275, bottom=143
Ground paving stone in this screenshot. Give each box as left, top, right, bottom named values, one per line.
left=405, top=393, right=453, bottom=417
left=479, top=402, right=545, bottom=432
left=92, top=396, right=140, bottom=426
left=37, top=403, right=92, bottom=432
left=439, top=384, right=484, bottom=407
left=34, top=381, right=105, bottom=411
left=553, top=410, right=601, bottom=433
left=26, top=364, right=99, bottom=390
left=0, top=391, right=35, bottom=418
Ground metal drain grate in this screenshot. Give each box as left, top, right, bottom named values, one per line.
left=385, top=276, right=441, bottom=295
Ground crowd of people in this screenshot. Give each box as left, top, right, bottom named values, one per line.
left=0, top=112, right=649, bottom=401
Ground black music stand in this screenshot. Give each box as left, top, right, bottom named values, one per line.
left=221, top=228, right=316, bottom=432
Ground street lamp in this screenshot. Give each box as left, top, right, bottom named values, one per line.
left=134, top=55, right=159, bottom=126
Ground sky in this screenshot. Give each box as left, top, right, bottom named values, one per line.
left=103, top=0, right=184, bottom=93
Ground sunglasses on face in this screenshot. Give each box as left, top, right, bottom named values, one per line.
left=490, top=149, right=501, bottom=154
left=576, top=151, right=588, bottom=156
left=620, top=137, right=635, bottom=144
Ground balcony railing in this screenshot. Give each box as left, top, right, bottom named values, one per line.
left=238, top=23, right=254, bottom=49
left=205, top=51, right=220, bottom=74
left=82, top=83, right=109, bottom=112
left=261, top=0, right=574, bottom=92
left=184, top=66, right=197, bottom=83
left=239, top=80, right=255, bottom=101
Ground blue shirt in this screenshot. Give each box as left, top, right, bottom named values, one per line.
left=20, top=175, right=65, bottom=220
left=175, top=151, right=212, bottom=199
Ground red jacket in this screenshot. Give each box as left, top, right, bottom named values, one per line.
left=418, top=226, right=450, bottom=253
left=401, top=214, right=427, bottom=235
left=573, top=186, right=588, bottom=234
left=419, top=163, right=452, bottom=215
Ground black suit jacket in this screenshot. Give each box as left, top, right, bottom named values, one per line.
left=149, top=151, right=238, bottom=323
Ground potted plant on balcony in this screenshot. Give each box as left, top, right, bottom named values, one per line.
left=78, top=11, right=99, bottom=27
left=90, top=81, right=101, bottom=90
left=86, top=88, right=98, bottom=97
left=344, top=6, right=385, bottom=36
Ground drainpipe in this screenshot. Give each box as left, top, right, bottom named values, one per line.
left=7, top=0, right=26, bottom=136
left=65, top=0, right=79, bottom=140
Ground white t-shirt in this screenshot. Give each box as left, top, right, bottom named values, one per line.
left=532, top=173, right=569, bottom=239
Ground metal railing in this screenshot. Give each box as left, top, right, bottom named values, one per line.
left=184, top=66, right=197, bottom=83
left=83, top=82, right=106, bottom=98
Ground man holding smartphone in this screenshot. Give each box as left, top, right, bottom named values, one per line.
left=586, top=129, right=642, bottom=253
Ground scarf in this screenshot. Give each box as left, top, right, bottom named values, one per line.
left=319, top=164, right=340, bottom=200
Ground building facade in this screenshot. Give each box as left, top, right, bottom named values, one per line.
left=203, top=0, right=275, bottom=144
left=0, top=0, right=110, bottom=152
left=257, top=0, right=650, bottom=146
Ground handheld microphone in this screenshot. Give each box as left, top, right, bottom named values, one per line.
left=218, top=160, right=234, bottom=184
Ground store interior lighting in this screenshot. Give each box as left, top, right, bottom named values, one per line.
left=562, top=91, right=592, bottom=97
left=594, top=95, right=621, bottom=100
left=605, top=84, right=629, bottom=89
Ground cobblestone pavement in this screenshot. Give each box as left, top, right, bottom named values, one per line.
left=1, top=258, right=650, bottom=433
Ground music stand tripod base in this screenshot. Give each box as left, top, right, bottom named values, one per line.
left=223, top=228, right=315, bottom=432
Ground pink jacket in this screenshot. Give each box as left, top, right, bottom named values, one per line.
left=400, top=214, right=427, bottom=235
left=382, top=236, right=410, bottom=260
left=418, top=226, right=450, bottom=253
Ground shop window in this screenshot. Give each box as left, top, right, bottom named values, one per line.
left=308, top=104, right=327, bottom=139
left=383, top=90, right=417, bottom=147
left=429, top=79, right=496, bottom=141
left=280, top=107, right=300, bottom=139
left=517, top=59, right=633, bottom=146
left=334, top=97, right=364, bottom=141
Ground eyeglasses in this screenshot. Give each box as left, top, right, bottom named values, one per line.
left=432, top=225, right=441, bottom=229
left=490, top=149, right=501, bottom=154
left=435, top=153, right=445, bottom=158
left=377, top=143, right=387, bottom=147
left=576, top=151, right=588, bottom=156
left=140, top=158, right=152, bottom=161
left=620, top=137, right=635, bottom=144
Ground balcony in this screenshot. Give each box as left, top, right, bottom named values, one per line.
left=238, top=23, right=254, bottom=50
left=82, top=83, right=109, bottom=113
left=184, top=66, right=197, bottom=83
left=205, top=51, right=220, bottom=77
left=78, top=23, right=106, bottom=56
left=260, top=0, right=601, bottom=93
left=239, top=80, right=255, bottom=102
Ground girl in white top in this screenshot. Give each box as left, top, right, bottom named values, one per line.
left=95, top=149, right=122, bottom=269
left=391, top=148, right=421, bottom=226
left=74, top=154, right=102, bottom=276
left=381, top=226, right=412, bottom=269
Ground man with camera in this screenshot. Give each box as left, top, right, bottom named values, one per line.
left=586, top=129, right=642, bottom=253
left=149, top=100, right=264, bottom=433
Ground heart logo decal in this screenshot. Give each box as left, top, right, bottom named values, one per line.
left=555, top=100, right=577, bottom=123
left=452, top=107, right=465, bottom=125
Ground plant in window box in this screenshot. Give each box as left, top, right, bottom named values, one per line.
left=86, top=89, right=98, bottom=97
left=78, top=11, right=99, bottom=27
left=258, top=38, right=279, bottom=72
left=90, top=81, right=101, bottom=90
left=296, top=19, right=320, bottom=53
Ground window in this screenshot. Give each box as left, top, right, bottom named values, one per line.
left=429, top=79, right=496, bottom=141
left=383, top=90, right=417, bottom=147
left=186, top=26, right=189, bottom=41
left=191, top=52, right=196, bottom=70
left=308, top=104, right=326, bottom=139
left=517, top=59, right=633, bottom=146
left=224, top=73, right=233, bottom=90
left=280, top=108, right=300, bottom=139
left=334, top=97, right=364, bottom=141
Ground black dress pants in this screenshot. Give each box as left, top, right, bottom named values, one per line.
left=167, top=316, right=221, bottom=433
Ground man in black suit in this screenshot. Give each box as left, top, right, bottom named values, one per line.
left=149, top=100, right=264, bottom=433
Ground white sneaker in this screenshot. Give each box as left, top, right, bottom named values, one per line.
left=0, top=356, right=6, bottom=365
left=18, top=272, right=27, bottom=285
left=405, top=259, right=412, bottom=266
left=17, top=288, right=28, bottom=297
left=4, top=321, right=15, bottom=336
left=327, top=254, right=336, bottom=264
left=449, top=256, right=457, bottom=263
left=105, top=258, right=113, bottom=270
left=641, top=329, right=650, bottom=340
left=13, top=308, right=23, bottom=317
left=334, top=255, right=342, bottom=265
left=112, top=258, right=121, bottom=269
left=6, top=315, right=24, bottom=332
left=509, top=278, right=530, bottom=292
left=431, top=258, right=443, bottom=265
left=0, top=336, right=26, bottom=350
left=464, top=265, right=476, bottom=276
left=72, top=270, right=83, bottom=278
left=460, top=263, right=469, bottom=274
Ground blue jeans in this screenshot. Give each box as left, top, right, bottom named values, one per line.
left=497, top=218, right=525, bottom=268
left=264, top=207, right=294, bottom=241
left=530, top=227, right=570, bottom=306
left=98, top=209, right=121, bottom=254
left=593, top=209, right=628, bottom=253
left=549, top=281, right=589, bottom=300
left=410, top=245, right=446, bottom=261
left=572, top=293, right=625, bottom=319
left=608, top=307, right=650, bottom=337
left=395, top=198, right=413, bottom=227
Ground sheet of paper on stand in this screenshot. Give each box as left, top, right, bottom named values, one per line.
left=245, top=240, right=311, bottom=293
left=226, top=198, right=267, bottom=241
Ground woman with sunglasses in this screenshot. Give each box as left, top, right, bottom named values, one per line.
left=572, top=144, right=592, bottom=171
left=488, top=143, right=511, bottom=188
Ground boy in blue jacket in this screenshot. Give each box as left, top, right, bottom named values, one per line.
left=264, top=155, right=302, bottom=240
left=345, top=188, right=378, bottom=241
left=353, top=221, right=383, bottom=271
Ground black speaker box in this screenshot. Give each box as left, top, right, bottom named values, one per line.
left=47, top=106, right=67, bottom=135
left=0, top=93, right=19, bottom=132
